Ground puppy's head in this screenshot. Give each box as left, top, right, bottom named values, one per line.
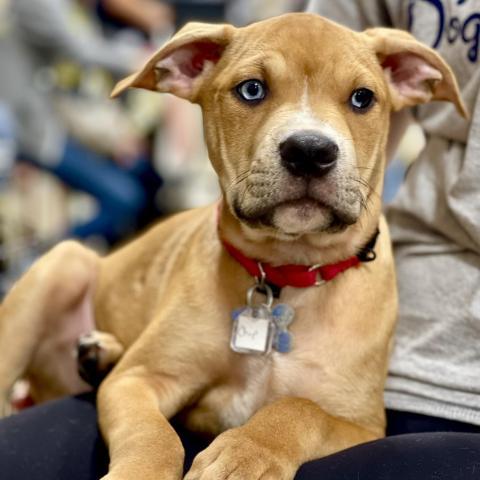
left=113, top=14, right=466, bottom=239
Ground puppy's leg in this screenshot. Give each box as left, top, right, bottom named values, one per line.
left=0, top=241, right=99, bottom=416
left=185, top=397, right=381, bottom=480
left=98, top=369, right=192, bottom=480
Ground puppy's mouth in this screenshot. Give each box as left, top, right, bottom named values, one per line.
left=274, top=198, right=329, bottom=221
left=233, top=194, right=355, bottom=235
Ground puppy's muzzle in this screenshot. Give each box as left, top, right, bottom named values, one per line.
left=279, top=130, right=338, bottom=178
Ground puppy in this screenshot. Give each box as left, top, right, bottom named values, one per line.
left=0, top=13, right=466, bottom=480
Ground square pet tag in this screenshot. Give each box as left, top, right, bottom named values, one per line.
left=231, top=306, right=274, bottom=355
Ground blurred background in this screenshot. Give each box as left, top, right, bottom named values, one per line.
left=0, top=0, right=422, bottom=296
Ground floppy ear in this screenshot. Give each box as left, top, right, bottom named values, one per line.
left=111, top=22, right=235, bottom=101
left=364, top=28, right=468, bottom=118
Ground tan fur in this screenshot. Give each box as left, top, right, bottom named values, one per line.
left=0, top=13, right=465, bottom=480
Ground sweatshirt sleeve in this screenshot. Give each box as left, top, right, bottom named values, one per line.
left=306, top=0, right=392, bottom=30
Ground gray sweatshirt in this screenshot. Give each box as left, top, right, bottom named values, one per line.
left=308, top=0, right=480, bottom=425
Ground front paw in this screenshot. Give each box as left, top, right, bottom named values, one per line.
left=184, top=428, right=297, bottom=480
left=101, top=471, right=181, bottom=480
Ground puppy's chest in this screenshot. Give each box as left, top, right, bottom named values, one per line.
left=194, top=291, right=334, bottom=431
left=218, top=351, right=326, bottom=430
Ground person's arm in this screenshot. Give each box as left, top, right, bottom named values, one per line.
left=12, top=0, right=144, bottom=75
left=100, top=0, right=174, bottom=36
left=306, top=0, right=391, bottom=31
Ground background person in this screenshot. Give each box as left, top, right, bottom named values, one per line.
left=1, top=0, right=166, bottom=247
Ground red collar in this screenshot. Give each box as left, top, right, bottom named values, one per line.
left=222, top=232, right=378, bottom=289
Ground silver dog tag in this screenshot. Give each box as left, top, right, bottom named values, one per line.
left=231, top=305, right=274, bottom=354
left=231, top=283, right=275, bottom=355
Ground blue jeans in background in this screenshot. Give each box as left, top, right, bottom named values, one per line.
left=26, top=138, right=163, bottom=245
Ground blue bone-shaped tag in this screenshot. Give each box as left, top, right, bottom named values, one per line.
left=271, top=304, right=295, bottom=353
left=231, top=307, right=247, bottom=321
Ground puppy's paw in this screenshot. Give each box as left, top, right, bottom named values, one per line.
left=184, top=428, right=297, bottom=480
left=77, top=331, right=124, bottom=387
left=101, top=470, right=181, bottom=480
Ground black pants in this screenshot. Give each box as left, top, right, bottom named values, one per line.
left=1, top=394, right=479, bottom=480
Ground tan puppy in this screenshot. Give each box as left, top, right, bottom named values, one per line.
left=0, top=13, right=466, bottom=480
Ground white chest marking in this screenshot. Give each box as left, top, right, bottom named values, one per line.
left=219, top=358, right=271, bottom=429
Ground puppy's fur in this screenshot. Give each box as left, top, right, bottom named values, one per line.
left=0, top=14, right=466, bottom=480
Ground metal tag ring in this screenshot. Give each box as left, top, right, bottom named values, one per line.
left=246, top=283, right=274, bottom=309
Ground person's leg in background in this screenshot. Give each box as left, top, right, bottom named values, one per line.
left=386, top=409, right=480, bottom=435
left=296, top=410, right=480, bottom=479
left=296, top=431, right=480, bottom=480
left=39, top=138, right=162, bottom=245
left=1, top=398, right=480, bottom=480
left=126, top=153, right=163, bottom=231
left=0, top=394, right=210, bottom=480
left=0, top=394, right=108, bottom=480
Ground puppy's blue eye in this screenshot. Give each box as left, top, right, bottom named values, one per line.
left=236, top=80, right=266, bottom=103
left=350, top=88, right=375, bottom=112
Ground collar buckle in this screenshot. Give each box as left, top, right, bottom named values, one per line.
left=308, top=264, right=327, bottom=287
left=256, top=262, right=267, bottom=287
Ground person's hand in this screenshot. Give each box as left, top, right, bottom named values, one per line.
left=101, top=0, right=175, bottom=36
left=112, top=134, right=146, bottom=167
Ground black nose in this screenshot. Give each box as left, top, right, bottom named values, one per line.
left=279, top=131, right=338, bottom=178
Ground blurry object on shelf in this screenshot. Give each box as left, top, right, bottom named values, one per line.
left=55, top=95, right=144, bottom=162
left=0, top=103, right=16, bottom=182
left=383, top=124, right=425, bottom=204
left=0, top=164, right=67, bottom=295
left=397, top=123, right=426, bottom=165
left=227, top=0, right=306, bottom=25
left=153, top=97, right=219, bottom=212
left=125, top=88, right=168, bottom=136
left=0, top=0, right=10, bottom=37
left=11, top=165, right=68, bottom=242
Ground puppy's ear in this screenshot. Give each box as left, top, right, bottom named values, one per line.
left=365, top=28, right=468, bottom=118
left=111, top=22, right=235, bottom=101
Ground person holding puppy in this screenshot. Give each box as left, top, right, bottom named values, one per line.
left=309, top=0, right=480, bottom=432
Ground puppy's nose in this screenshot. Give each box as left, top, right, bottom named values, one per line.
left=279, top=131, right=338, bottom=178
